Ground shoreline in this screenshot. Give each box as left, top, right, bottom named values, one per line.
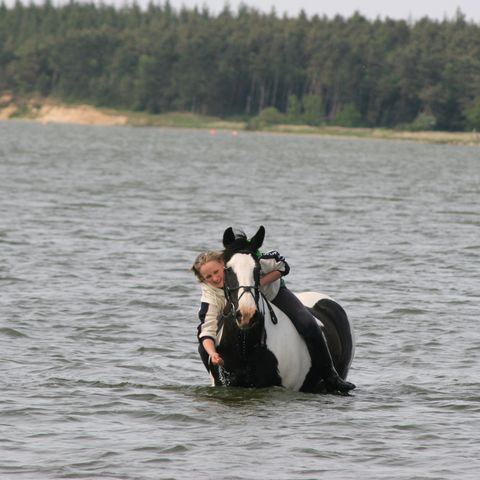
left=1, top=97, right=479, bottom=146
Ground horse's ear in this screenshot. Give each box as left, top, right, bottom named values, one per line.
left=223, top=227, right=236, bottom=247
left=249, top=225, right=265, bottom=250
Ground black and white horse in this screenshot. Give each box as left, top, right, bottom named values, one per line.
left=209, top=226, right=355, bottom=393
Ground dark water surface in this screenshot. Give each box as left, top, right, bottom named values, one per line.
left=1, top=121, right=479, bottom=479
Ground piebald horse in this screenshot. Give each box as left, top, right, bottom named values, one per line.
left=209, top=226, right=355, bottom=393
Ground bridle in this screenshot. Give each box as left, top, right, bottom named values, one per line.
left=223, top=253, right=277, bottom=326
left=225, top=278, right=260, bottom=304
left=223, top=251, right=260, bottom=308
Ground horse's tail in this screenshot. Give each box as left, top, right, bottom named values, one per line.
left=307, top=297, right=355, bottom=379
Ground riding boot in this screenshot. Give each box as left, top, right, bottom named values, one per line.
left=306, top=329, right=356, bottom=393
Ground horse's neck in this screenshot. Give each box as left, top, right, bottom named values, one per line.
left=218, top=310, right=265, bottom=351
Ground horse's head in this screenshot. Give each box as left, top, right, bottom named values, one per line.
left=222, top=226, right=265, bottom=329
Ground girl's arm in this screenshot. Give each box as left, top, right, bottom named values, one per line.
left=202, top=338, right=224, bottom=366
left=259, top=270, right=282, bottom=286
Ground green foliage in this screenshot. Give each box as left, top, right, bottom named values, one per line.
left=247, top=106, right=285, bottom=130
left=464, top=97, right=480, bottom=130
left=405, top=112, right=437, bottom=131
left=286, top=95, right=302, bottom=123
left=302, top=95, right=324, bottom=126
left=0, top=2, right=479, bottom=130
left=332, top=103, right=363, bottom=127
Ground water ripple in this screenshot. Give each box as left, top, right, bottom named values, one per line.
left=1, top=123, right=478, bottom=480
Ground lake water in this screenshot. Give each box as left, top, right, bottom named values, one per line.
left=1, top=120, right=479, bottom=479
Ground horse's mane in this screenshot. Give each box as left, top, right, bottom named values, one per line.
left=222, top=227, right=264, bottom=262
left=223, top=231, right=249, bottom=261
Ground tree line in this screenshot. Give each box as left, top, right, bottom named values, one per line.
left=1, top=1, right=480, bottom=131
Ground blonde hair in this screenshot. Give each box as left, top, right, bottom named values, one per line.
left=191, top=250, right=224, bottom=282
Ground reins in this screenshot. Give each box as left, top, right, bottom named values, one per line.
left=262, top=292, right=278, bottom=325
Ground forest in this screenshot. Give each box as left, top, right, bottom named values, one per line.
left=1, top=1, right=480, bottom=131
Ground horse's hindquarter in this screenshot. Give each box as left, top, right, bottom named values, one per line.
left=295, top=291, right=334, bottom=308
left=295, top=291, right=356, bottom=379
left=265, top=304, right=311, bottom=391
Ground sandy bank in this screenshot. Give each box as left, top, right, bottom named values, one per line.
left=269, top=124, right=480, bottom=146
left=0, top=99, right=128, bottom=126
left=0, top=105, right=17, bottom=120
left=1, top=97, right=479, bottom=145
left=36, top=104, right=128, bottom=126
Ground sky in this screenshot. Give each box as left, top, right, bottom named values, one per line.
left=143, top=0, right=480, bottom=22
left=5, top=0, right=480, bottom=23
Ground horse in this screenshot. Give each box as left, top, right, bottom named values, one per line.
left=209, top=226, right=355, bottom=393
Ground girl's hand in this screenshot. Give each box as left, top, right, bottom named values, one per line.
left=210, top=352, right=224, bottom=366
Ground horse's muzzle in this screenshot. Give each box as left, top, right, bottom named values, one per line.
left=236, top=307, right=257, bottom=329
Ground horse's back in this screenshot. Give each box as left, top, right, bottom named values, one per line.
left=296, top=292, right=355, bottom=379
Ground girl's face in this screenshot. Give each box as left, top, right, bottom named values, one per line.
left=199, top=260, right=224, bottom=289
